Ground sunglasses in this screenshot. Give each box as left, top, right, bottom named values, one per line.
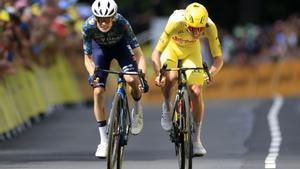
left=95, top=17, right=114, bottom=24
left=187, top=26, right=204, bottom=33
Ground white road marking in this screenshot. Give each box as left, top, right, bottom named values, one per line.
left=265, top=95, right=283, bottom=169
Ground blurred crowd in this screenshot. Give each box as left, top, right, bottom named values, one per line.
left=1, top=0, right=300, bottom=78
left=221, top=15, right=300, bottom=66
left=0, top=0, right=87, bottom=77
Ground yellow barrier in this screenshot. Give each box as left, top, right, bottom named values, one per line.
left=205, top=58, right=300, bottom=99
left=276, top=59, right=300, bottom=96
left=146, top=58, right=300, bottom=100
left=0, top=54, right=83, bottom=137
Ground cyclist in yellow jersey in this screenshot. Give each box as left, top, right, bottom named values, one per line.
left=152, top=2, right=224, bottom=156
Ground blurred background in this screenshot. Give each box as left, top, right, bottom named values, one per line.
left=0, top=0, right=300, bottom=136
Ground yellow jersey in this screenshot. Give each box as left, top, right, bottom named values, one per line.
left=155, top=10, right=222, bottom=58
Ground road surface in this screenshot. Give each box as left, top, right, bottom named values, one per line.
left=0, top=96, right=299, bottom=169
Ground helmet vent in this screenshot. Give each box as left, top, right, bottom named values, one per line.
left=94, top=9, right=99, bottom=15
left=108, top=9, right=115, bottom=15
left=105, top=9, right=108, bottom=15
left=98, top=2, right=101, bottom=8
left=107, top=2, right=111, bottom=8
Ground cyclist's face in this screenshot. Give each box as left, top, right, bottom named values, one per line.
left=95, top=16, right=114, bottom=32
left=187, top=26, right=205, bottom=38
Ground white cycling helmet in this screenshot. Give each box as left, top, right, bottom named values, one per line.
left=91, top=0, right=117, bottom=17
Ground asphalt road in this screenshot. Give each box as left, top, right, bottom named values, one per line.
left=0, top=96, right=299, bottom=169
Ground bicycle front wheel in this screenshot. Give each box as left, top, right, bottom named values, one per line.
left=116, top=96, right=130, bottom=169
left=107, top=93, right=122, bottom=169
left=178, top=90, right=193, bottom=169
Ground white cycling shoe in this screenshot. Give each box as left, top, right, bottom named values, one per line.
left=95, top=143, right=108, bottom=158
left=193, top=141, right=207, bottom=156
left=161, top=102, right=172, bottom=131
left=131, top=102, right=143, bottom=135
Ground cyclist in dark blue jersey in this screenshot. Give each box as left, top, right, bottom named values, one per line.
left=82, top=0, right=149, bottom=158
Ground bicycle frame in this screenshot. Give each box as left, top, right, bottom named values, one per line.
left=160, top=61, right=210, bottom=169
left=171, top=69, right=190, bottom=133
left=115, top=77, right=131, bottom=146
left=106, top=75, right=131, bottom=169
left=94, top=68, right=145, bottom=169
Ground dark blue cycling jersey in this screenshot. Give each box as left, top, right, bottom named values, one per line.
left=81, top=13, right=140, bottom=88
left=82, top=13, right=140, bottom=55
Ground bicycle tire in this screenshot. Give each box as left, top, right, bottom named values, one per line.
left=107, top=93, right=122, bottom=169
left=177, top=89, right=193, bottom=169
left=116, top=96, right=130, bottom=169
left=182, top=89, right=193, bottom=169
left=171, top=95, right=180, bottom=156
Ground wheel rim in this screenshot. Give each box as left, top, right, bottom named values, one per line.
left=107, top=95, right=121, bottom=169
left=108, top=115, right=119, bottom=169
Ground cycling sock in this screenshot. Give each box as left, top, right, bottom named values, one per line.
left=97, top=121, right=107, bottom=127
left=133, top=101, right=140, bottom=115
left=194, top=121, right=202, bottom=143
left=163, top=100, right=171, bottom=112
left=132, top=94, right=141, bottom=102
left=130, top=87, right=142, bottom=101
left=97, top=121, right=108, bottom=144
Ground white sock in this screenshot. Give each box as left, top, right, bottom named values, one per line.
left=163, top=99, right=171, bottom=112
left=99, top=126, right=108, bottom=144
left=133, top=101, right=140, bottom=115
left=194, top=121, right=202, bottom=143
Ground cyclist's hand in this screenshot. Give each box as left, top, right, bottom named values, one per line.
left=203, top=73, right=214, bottom=85
left=88, top=75, right=100, bottom=87
left=88, top=75, right=94, bottom=86
left=155, top=75, right=165, bottom=87
left=139, top=78, right=149, bottom=93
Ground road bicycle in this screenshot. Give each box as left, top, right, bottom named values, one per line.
left=93, top=67, right=146, bottom=169
left=159, top=60, right=211, bottom=169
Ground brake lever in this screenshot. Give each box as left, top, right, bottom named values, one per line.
left=159, top=64, right=167, bottom=83
left=203, top=62, right=212, bottom=81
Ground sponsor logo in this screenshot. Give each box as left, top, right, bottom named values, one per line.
left=172, top=36, right=197, bottom=44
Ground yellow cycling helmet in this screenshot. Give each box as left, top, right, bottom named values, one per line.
left=184, top=3, right=208, bottom=28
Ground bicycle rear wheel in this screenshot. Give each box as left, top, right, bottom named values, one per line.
left=177, top=90, right=192, bottom=169
left=107, top=93, right=122, bottom=169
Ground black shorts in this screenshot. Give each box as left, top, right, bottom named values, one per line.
left=91, top=39, right=138, bottom=88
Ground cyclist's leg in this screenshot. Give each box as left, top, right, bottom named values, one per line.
left=113, top=40, right=141, bottom=100
left=183, top=50, right=207, bottom=155
left=92, top=41, right=113, bottom=157
left=182, top=48, right=204, bottom=124
left=114, top=41, right=143, bottom=134
left=160, top=49, right=178, bottom=131
left=160, top=49, right=178, bottom=107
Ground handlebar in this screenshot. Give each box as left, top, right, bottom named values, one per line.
left=93, top=67, right=147, bottom=91
left=202, top=62, right=212, bottom=82
left=158, top=62, right=212, bottom=83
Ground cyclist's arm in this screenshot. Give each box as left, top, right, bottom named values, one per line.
left=205, top=19, right=224, bottom=77
left=210, top=56, right=223, bottom=77
left=152, top=49, right=162, bottom=76
left=133, top=47, right=146, bottom=74
left=82, top=20, right=95, bottom=75
left=152, top=15, right=176, bottom=75
left=84, top=54, right=95, bottom=76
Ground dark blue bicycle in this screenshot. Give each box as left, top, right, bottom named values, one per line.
left=94, top=68, right=146, bottom=169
